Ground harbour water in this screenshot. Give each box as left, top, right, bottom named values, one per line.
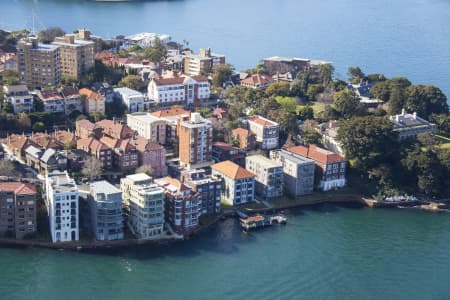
left=1, top=204, right=450, bottom=299
left=1, top=0, right=450, bottom=98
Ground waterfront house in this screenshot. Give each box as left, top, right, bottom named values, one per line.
left=89, top=181, right=124, bottom=241
left=270, top=149, right=315, bottom=196
left=120, top=173, right=165, bottom=239
left=286, top=145, right=346, bottom=191
left=45, top=171, right=79, bottom=243
left=211, top=160, right=256, bottom=206
left=181, top=169, right=222, bottom=215
left=155, top=176, right=200, bottom=235
left=389, top=109, right=437, bottom=140
left=245, top=155, right=283, bottom=199
left=0, top=182, right=37, bottom=239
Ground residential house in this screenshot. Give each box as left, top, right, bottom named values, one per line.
left=126, top=112, right=167, bottom=145
left=114, top=87, right=148, bottom=113
left=0, top=182, right=37, bottom=239
left=79, top=88, right=105, bottom=115
left=45, top=171, right=79, bottom=243
left=91, top=82, right=114, bottom=103
left=320, top=120, right=345, bottom=156
left=287, top=145, right=346, bottom=191
left=181, top=169, right=222, bottom=215
left=128, top=136, right=168, bottom=177
left=3, top=84, right=33, bottom=113
left=147, top=75, right=210, bottom=108
left=389, top=109, right=437, bottom=140
left=270, top=149, right=315, bottom=196
left=29, top=132, right=63, bottom=150
left=212, top=142, right=245, bottom=166
left=4, top=134, right=38, bottom=159
left=211, top=160, right=255, bottom=206
left=60, top=86, right=83, bottom=115
left=247, top=115, right=279, bottom=150
left=245, top=155, right=283, bottom=199
left=75, top=119, right=97, bottom=139
left=155, top=176, right=200, bottom=235
left=89, top=181, right=124, bottom=241
left=241, top=74, right=274, bottom=90
left=120, top=173, right=165, bottom=239
left=231, top=128, right=256, bottom=151
left=37, top=89, right=65, bottom=114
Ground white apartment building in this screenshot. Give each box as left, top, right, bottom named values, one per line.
left=3, top=85, right=34, bottom=113
left=147, top=75, right=210, bottom=108
left=246, top=155, right=283, bottom=199
left=126, top=112, right=167, bottom=145
left=114, top=87, right=149, bottom=113
left=120, top=173, right=165, bottom=239
left=211, top=160, right=256, bottom=206
left=247, top=115, right=280, bottom=150
left=45, top=171, right=79, bottom=243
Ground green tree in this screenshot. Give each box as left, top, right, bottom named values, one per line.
left=429, top=114, right=450, bottom=136
left=16, top=112, right=31, bottom=131
left=337, top=116, right=398, bottom=170
left=33, top=97, right=45, bottom=112
left=317, top=63, right=334, bottom=86
left=297, top=106, right=314, bottom=120
left=333, top=90, right=361, bottom=119
left=0, top=160, right=17, bottom=177
left=1, top=70, right=20, bottom=85
left=37, top=27, right=65, bottom=43
left=366, top=73, right=387, bottom=83
left=32, top=121, right=45, bottom=132
left=275, top=96, right=297, bottom=112
left=405, top=85, right=449, bottom=120
left=118, top=75, right=146, bottom=91
left=347, top=66, right=365, bottom=84
left=290, top=70, right=310, bottom=98
left=143, top=38, right=167, bottom=62
left=212, top=64, right=233, bottom=87
left=89, top=112, right=105, bottom=122
left=306, top=84, right=324, bottom=102
left=265, top=82, right=291, bottom=97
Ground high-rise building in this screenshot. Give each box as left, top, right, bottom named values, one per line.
left=45, top=171, right=79, bottom=243
left=177, top=112, right=213, bottom=170
left=183, top=48, right=225, bottom=76
left=52, top=34, right=95, bottom=81
left=17, top=37, right=60, bottom=89
left=89, top=181, right=124, bottom=241
left=0, top=182, right=37, bottom=239
left=120, top=173, right=165, bottom=239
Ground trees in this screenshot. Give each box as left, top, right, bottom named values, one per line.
left=81, top=157, right=103, bottom=181
left=143, top=38, right=167, bottom=62
left=1, top=70, right=20, bottom=85
left=306, top=84, right=324, bottom=102
left=275, top=96, right=297, bottom=113
left=37, top=27, right=65, bottom=43
left=290, top=70, right=310, bottom=98
left=16, top=112, right=31, bottom=131
left=317, top=63, right=334, bottom=86
left=333, top=90, right=361, bottom=119
left=212, top=64, right=233, bottom=88
left=299, top=120, right=322, bottom=145
left=32, top=121, right=45, bottom=132
left=118, top=75, right=146, bottom=91
left=265, top=82, right=291, bottom=97
left=370, top=77, right=412, bottom=114
left=405, top=85, right=449, bottom=120
left=337, top=116, right=398, bottom=170
left=347, top=66, right=365, bottom=84
left=136, top=165, right=154, bottom=176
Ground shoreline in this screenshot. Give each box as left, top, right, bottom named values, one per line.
left=0, top=194, right=442, bottom=253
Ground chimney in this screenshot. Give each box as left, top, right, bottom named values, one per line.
left=401, top=108, right=405, bottom=116
left=413, top=112, right=417, bottom=119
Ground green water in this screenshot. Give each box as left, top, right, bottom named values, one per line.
left=1, top=204, right=450, bottom=299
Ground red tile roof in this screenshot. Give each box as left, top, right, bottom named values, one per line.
left=213, top=142, right=239, bottom=151
left=153, top=77, right=185, bottom=85
left=76, top=119, right=95, bottom=131
left=128, top=136, right=163, bottom=152
left=211, top=160, right=255, bottom=180
left=248, top=115, right=277, bottom=126
left=95, top=119, right=134, bottom=139
left=0, top=182, right=36, bottom=195
left=191, top=75, right=208, bottom=82
left=232, top=128, right=255, bottom=137
left=151, top=108, right=189, bottom=118
left=241, top=74, right=273, bottom=86
left=159, top=176, right=192, bottom=192
left=39, top=89, right=63, bottom=101
left=79, top=88, right=105, bottom=101
left=287, top=145, right=346, bottom=164
left=60, top=87, right=79, bottom=99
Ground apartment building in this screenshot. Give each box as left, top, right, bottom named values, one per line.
left=52, top=34, right=94, bottom=80
left=211, top=160, right=255, bottom=206
left=114, top=87, right=148, bottom=113
left=231, top=128, right=256, bottom=151
left=77, top=137, right=113, bottom=169
left=0, top=182, right=36, bottom=239
left=36, top=89, right=65, bottom=113
left=270, top=149, right=315, bottom=196
left=120, top=173, right=165, bottom=239
left=246, top=155, right=283, bottom=199
left=183, top=48, right=225, bottom=76
left=247, top=115, right=279, bottom=150
left=89, top=181, right=124, bottom=241
left=287, top=145, right=346, bottom=191
left=155, top=176, right=200, bottom=235
left=60, top=86, right=83, bottom=115
left=2, top=84, right=33, bottom=113
left=45, top=171, right=79, bottom=243
left=99, top=136, right=139, bottom=172
left=128, top=136, right=168, bottom=177
left=17, top=37, right=60, bottom=89
left=126, top=112, right=167, bottom=145
left=181, top=169, right=222, bottom=215
left=147, top=75, right=210, bottom=108
left=150, top=108, right=190, bottom=141
left=178, top=112, right=213, bottom=169
left=79, top=88, right=105, bottom=115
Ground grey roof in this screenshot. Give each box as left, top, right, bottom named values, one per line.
left=90, top=180, right=121, bottom=195
left=25, top=145, right=42, bottom=158
left=40, top=148, right=56, bottom=164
